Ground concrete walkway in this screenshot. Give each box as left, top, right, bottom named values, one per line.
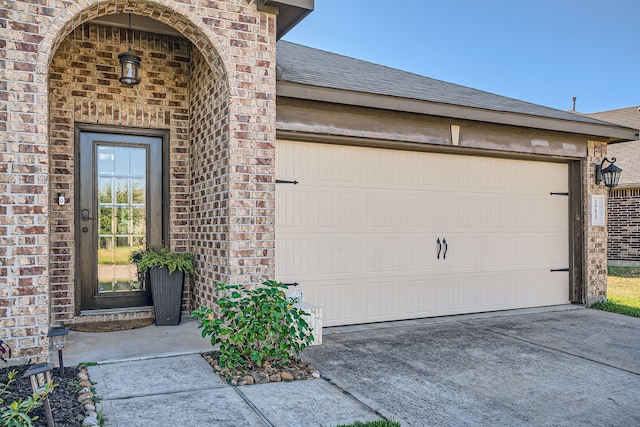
left=66, top=317, right=380, bottom=426
left=62, top=306, right=640, bottom=426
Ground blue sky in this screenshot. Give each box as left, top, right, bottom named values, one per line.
left=282, top=0, right=639, bottom=114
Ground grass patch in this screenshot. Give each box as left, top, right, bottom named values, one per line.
left=607, top=275, right=640, bottom=300
left=591, top=267, right=640, bottom=317
left=590, top=300, right=640, bottom=318
left=336, top=421, right=401, bottom=427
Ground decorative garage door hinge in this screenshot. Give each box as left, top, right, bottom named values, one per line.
left=283, top=282, right=300, bottom=287
left=276, top=179, right=299, bottom=185
left=549, top=192, right=569, bottom=196
left=550, top=268, right=570, bottom=272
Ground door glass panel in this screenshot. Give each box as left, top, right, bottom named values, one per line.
left=98, top=178, right=113, bottom=204
left=97, top=145, right=147, bottom=294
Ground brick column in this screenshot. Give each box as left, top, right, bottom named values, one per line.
left=583, top=140, right=609, bottom=305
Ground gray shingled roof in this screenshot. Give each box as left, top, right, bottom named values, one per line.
left=276, top=41, right=613, bottom=126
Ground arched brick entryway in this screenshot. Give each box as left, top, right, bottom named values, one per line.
left=2, top=0, right=276, bottom=363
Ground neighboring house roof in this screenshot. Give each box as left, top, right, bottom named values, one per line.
left=607, top=141, right=640, bottom=187
left=276, top=41, right=636, bottom=141
left=584, top=106, right=640, bottom=131
left=585, top=107, right=640, bottom=188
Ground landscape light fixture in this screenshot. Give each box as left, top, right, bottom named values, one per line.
left=48, top=325, right=69, bottom=377
left=23, top=363, right=55, bottom=427
left=118, top=14, right=141, bottom=85
left=595, top=157, right=622, bottom=188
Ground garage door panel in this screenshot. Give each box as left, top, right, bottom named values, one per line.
left=318, top=191, right=353, bottom=228
left=366, top=192, right=403, bottom=228
left=275, top=238, right=311, bottom=277
left=276, top=140, right=569, bottom=326
left=277, top=140, right=315, bottom=182
left=318, top=144, right=355, bottom=183
left=367, top=149, right=407, bottom=186
left=404, top=237, right=438, bottom=272
left=367, top=238, right=401, bottom=273
left=316, top=281, right=354, bottom=324
left=318, top=238, right=353, bottom=275
left=403, top=279, right=439, bottom=315
left=512, top=271, right=568, bottom=305
left=440, top=236, right=475, bottom=271
left=405, top=193, right=442, bottom=228
left=367, top=281, right=400, bottom=319
left=276, top=190, right=311, bottom=229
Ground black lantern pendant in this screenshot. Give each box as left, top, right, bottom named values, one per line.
left=119, top=14, right=141, bottom=86
left=595, top=157, right=622, bottom=189
left=118, top=50, right=141, bottom=85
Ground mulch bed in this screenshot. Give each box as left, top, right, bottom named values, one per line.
left=0, top=365, right=84, bottom=426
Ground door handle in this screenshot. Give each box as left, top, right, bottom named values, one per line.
left=436, top=238, right=441, bottom=259
left=442, top=238, right=448, bottom=260
left=81, top=209, right=94, bottom=221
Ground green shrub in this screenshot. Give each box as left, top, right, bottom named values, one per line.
left=0, top=370, right=54, bottom=427
left=132, top=247, right=196, bottom=275
left=191, top=280, right=314, bottom=369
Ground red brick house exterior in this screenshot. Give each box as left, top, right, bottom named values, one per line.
left=0, top=0, right=636, bottom=365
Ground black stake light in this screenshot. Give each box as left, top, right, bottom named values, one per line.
left=595, top=157, right=622, bottom=188
left=118, top=14, right=141, bottom=85
left=48, top=325, right=69, bottom=377
left=23, top=363, right=55, bottom=427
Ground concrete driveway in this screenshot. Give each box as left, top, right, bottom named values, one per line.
left=302, top=307, right=640, bottom=426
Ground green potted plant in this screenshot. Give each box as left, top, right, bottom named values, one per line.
left=133, top=247, right=197, bottom=326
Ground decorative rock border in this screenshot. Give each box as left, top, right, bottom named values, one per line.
left=202, top=352, right=320, bottom=386
left=76, top=365, right=101, bottom=426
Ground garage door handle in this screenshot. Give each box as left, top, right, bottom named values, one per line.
left=436, top=238, right=442, bottom=259
left=443, top=238, right=448, bottom=260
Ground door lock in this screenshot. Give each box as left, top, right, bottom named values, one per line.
left=81, top=209, right=94, bottom=221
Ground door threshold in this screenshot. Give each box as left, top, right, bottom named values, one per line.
left=79, top=307, right=153, bottom=317
left=75, top=307, right=155, bottom=325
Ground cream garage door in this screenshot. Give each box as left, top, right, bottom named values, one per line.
left=275, top=140, right=569, bottom=326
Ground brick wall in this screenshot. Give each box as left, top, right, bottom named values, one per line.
left=583, top=140, right=609, bottom=304
left=188, top=39, right=230, bottom=307
left=1, top=0, right=277, bottom=363
left=608, top=188, right=640, bottom=262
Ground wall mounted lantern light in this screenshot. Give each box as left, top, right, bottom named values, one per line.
left=595, top=157, right=622, bottom=188
left=118, top=14, right=141, bottom=85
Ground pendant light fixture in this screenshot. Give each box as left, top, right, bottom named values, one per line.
left=118, top=14, right=141, bottom=85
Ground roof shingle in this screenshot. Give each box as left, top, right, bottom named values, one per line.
left=276, top=41, right=614, bottom=127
